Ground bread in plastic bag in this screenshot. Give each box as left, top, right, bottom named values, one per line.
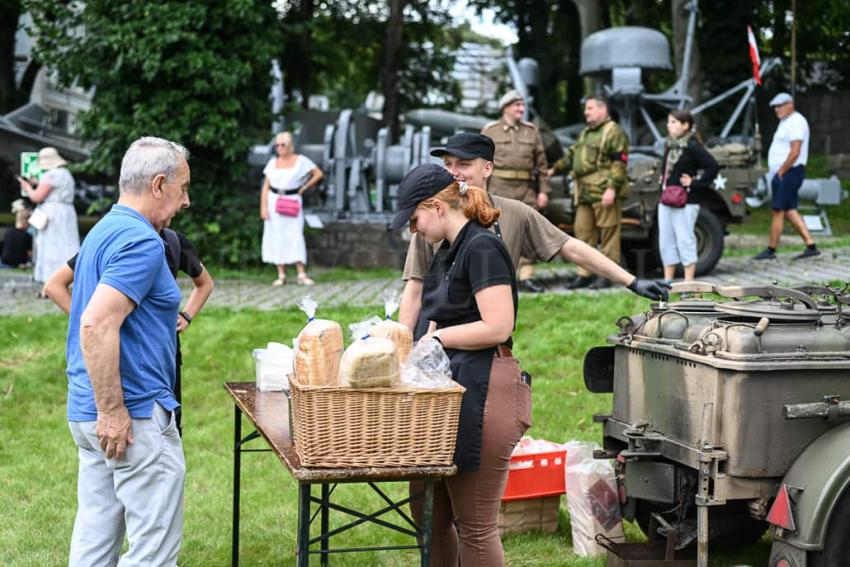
left=563, top=440, right=625, bottom=556
left=294, top=297, right=344, bottom=387
left=367, top=290, right=413, bottom=364
left=400, top=337, right=454, bottom=388
left=338, top=318, right=399, bottom=388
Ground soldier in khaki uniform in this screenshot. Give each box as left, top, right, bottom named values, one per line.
left=482, top=90, right=550, bottom=291
left=550, top=94, right=630, bottom=289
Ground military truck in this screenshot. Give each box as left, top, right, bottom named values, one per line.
left=586, top=282, right=850, bottom=566
left=547, top=140, right=764, bottom=277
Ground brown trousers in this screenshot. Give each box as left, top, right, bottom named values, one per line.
left=574, top=201, right=622, bottom=277
left=410, top=353, right=532, bottom=567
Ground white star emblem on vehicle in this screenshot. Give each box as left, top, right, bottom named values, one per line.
left=713, top=174, right=727, bottom=191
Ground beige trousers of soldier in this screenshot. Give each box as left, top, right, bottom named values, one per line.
left=574, top=201, right=622, bottom=277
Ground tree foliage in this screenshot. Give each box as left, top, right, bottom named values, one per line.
left=277, top=0, right=459, bottom=135
left=24, top=0, right=283, bottom=264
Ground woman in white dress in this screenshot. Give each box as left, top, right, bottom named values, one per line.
left=18, top=147, right=80, bottom=283
left=260, top=132, right=324, bottom=286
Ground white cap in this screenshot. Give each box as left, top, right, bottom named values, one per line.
left=499, top=89, right=524, bottom=110
left=769, top=92, right=793, bottom=107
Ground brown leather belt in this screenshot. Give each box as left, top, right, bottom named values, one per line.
left=492, top=168, right=532, bottom=180
left=496, top=345, right=513, bottom=358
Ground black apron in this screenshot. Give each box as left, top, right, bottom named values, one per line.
left=419, top=222, right=517, bottom=471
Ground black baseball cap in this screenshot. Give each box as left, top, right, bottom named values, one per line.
left=389, top=163, right=455, bottom=230
left=430, top=132, right=495, bottom=161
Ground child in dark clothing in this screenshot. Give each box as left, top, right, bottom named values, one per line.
left=1, top=201, right=33, bottom=268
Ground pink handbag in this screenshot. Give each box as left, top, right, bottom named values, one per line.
left=660, top=185, right=688, bottom=208
left=275, top=196, right=301, bottom=217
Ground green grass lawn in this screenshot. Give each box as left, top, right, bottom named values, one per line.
left=0, top=294, right=771, bottom=566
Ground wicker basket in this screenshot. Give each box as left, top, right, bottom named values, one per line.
left=289, top=377, right=466, bottom=468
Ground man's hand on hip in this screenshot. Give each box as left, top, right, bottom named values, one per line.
left=97, top=406, right=134, bottom=460
left=601, top=188, right=616, bottom=208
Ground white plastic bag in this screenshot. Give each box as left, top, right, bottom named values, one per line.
left=564, top=440, right=625, bottom=556
left=400, top=337, right=454, bottom=388
left=369, top=290, right=413, bottom=364
left=253, top=342, right=294, bottom=392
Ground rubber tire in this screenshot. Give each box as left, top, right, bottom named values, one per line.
left=692, top=207, right=724, bottom=277
left=634, top=499, right=768, bottom=549
left=807, top=487, right=850, bottom=566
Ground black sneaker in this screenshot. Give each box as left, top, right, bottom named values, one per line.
left=518, top=279, right=546, bottom=293
left=793, top=248, right=821, bottom=260
left=753, top=248, right=776, bottom=260
left=566, top=275, right=595, bottom=289
left=588, top=276, right=612, bottom=290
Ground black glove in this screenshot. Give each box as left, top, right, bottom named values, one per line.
left=627, top=278, right=671, bottom=301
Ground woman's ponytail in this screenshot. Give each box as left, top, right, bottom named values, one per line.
left=422, top=182, right=501, bottom=227
left=462, top=186, right=500, bottom=227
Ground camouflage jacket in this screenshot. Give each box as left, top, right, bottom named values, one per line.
left=554, top=119, right=630, bottom=203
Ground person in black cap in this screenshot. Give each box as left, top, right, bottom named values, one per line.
left=391, top=163, right=523, bottom=566
left=399, top=132, right=670, bottom=336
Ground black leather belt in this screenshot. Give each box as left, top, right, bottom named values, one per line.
left=270, top=187, right=299, bottom=195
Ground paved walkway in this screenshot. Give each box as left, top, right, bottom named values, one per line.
left=2, top=245, right=848, bottom=316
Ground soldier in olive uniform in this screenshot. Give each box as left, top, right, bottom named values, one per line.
left=482, top=90, right=551, bottom=291
left=550, top=95, right=630, bottom=289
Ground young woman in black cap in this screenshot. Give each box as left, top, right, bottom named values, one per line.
left=390, top=163, right=527, bottom=567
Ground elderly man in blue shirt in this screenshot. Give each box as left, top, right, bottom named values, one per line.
left=65, top=136, right=191, bottom=566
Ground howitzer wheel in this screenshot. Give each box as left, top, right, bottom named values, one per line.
left=692, top=207, right=725, bottom=277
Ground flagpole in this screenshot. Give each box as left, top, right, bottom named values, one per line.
left=791, top=0, right=797, bottom=98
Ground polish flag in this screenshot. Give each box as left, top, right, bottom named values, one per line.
left=747, top=25, right=762, bottom=85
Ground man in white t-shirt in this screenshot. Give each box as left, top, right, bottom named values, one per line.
left=754, top=92, right=820, bottom=260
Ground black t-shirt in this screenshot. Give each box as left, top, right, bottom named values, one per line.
left=1, top=227, right=32, bottom=266
left=67, top=230, right=203, bottom=279
left=427, top=221, right=518, bottom=346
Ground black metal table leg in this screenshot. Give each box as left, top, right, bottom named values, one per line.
left=298, top=483, right=312, bottom=567
left=232, top=405, right=242, bottom=567
left=420, top=481, right=434, bottom=567
left=320, top=483, right=330, bottom=566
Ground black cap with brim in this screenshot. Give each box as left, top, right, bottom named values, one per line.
left=430, top=132, right=495, bottom=162
left=389, top=163, right=455, bottom=230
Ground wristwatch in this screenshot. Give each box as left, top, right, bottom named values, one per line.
left=179, top=311, right=193, bottom=326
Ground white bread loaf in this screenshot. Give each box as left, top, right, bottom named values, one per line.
left=369, top=320, right=413, bottom=364
left=295, top=319, right=344, bottom=386
left=339, top=337, right=399, bottom=388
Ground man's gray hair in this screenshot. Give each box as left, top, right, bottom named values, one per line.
left=119, top=136, right=190, bottom=195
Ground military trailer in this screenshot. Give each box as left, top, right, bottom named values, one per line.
left=585, top=282, right=850, bottom=566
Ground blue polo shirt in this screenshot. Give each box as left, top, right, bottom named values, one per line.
left=66, top=204, right=181, bottom=421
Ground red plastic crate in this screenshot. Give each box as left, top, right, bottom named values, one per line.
left=502, top=449, right=567, bottom=501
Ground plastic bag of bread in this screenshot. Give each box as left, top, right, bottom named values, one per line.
left=294, top=297, right=344, bottom=387
left=338, top=318, right=399, bottom=388
left=368, top=290, right=413, bottom=364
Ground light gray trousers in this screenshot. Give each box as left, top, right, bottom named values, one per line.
left=68, top=403, right=185, bottom=567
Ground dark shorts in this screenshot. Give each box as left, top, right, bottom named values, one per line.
left=771, top=165, right=805, bottom=211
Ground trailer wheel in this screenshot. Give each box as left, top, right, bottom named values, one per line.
left=635, top=499, right=768, bottom=548
left=807, top=487, right=850, bottom=566
left=692, top=207, right=724, bottom=276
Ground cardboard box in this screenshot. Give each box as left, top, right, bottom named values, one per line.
left=498, top=494, right=561, bottom=536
